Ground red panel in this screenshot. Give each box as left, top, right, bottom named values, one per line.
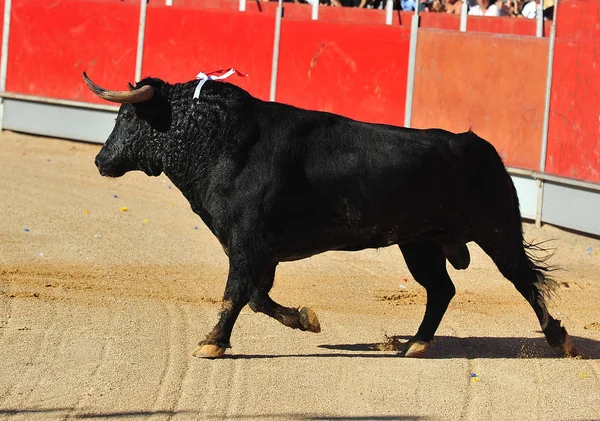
left=465, top=15, right=551, bottom=36
left=166, top=0, right=240, bottom=11
left=277, top=21, right=410, bottom=125
left=318, top=5, right=393, bottom=24
left=405, top=11, right=550, bottom=34
left=6, top=0, right=139, bottom=104
left=546, top=0, right=600, bottom=183
left=165, top=0, right=285, bottom=16
left=143, top=3, right=275, bottom=100
left=411, top=29, right=548, bottom=170
left=0, top=1, right=4, bottom=69
left=419, top=12, right=460, bottom=30
left=555, top=0, right=600, bottom=39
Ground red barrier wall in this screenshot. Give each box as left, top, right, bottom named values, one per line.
left=545, top=0, right=600, bottom=183
left=143, top=2, right=275, bottom=100
left=416, top=12, right=551, bottom=35
left=6, top=0, right=139, bottom=104
left=1, top=0, right=552, bottom=110
left=410, top=29, right=548, bottom=170
left=463, top=15, right=551, bottom=36
left=277, top=21, right=410, bottom=125
left=318, top=4, right=397, bottom=24
left=241, top=3, right=550, bottom=36
left=0, top=1, right=4, bottom=68
left=143, top=2, right=410, bottom=124
left=141, top=2, right=547, bottom=128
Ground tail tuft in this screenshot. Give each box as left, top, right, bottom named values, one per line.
left=523, top=238, right=560, bottom=302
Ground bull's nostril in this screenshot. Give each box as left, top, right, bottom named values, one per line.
left=94, top=157, right=100, bottom=168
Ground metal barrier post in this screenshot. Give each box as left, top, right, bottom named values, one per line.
left=270, top=0, right=284, bottom=102
left=385, top=0, right=393, bottom=25
left=0, top=0, right=13, bottom=131
left=536, top=0, right=558, bottom=226
left=1, top=0, right=12, bottom=93
left=240, top=0, right=247, bottom=12
left=460, top=0, right=468, bottom=32
left=135, top=0, right=148, bottom=82
left=403, top=0, right=420, bottom=127
left=312, top=1, right=319, bottom=20
left=536, top=1, right=544, bottom=37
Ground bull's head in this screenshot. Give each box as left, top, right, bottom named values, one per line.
left=83, top=72, right=172, bottom=178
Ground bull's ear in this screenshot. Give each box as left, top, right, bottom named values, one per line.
left=133, top=92, right=172, bottom=133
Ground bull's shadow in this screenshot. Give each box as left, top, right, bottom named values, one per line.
left=223, top=334, right=600, bottom=360
left=319, top=334, right=600, bottom=359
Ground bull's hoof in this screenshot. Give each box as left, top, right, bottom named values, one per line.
left=192, top=344, right=227, bottom=359
left=558, top=333, right=581, bottom=358
left=402, top=340, right=433, bottom=358
left=299, top=307, right=321, bottom=333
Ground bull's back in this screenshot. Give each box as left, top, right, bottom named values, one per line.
left=301, top=122, right=471, bottom=221
left=275, top=122, right=470, bottom=252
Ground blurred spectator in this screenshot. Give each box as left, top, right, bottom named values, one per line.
left=465, top=0, right=477, bottom=9
left=367, top=0, right=386, bottom=8
left=430, top=0, right=445, bottom=11
left=542, top=0, right=554, bottom=18
left=445, top=0, right=464, bottom=14
left=497, top=0, right=524, bottom=16
left=521, top=0, right=539, bottom=18
left=400, top=0, right=416, bottom=10
left=278, top=0, right=541, bottom=14
left=468, top=0, right=500, bottom=15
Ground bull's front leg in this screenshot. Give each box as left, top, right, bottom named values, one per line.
left=193, top=252, right=266, bottom=359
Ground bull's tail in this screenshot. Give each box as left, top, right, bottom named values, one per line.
left=523, top=238, right=559, bottom=294
left=470, top=131, right=576, bottom=356
left=507, top=175, right=560, bottom=303
left=466, top=130, right=559, bottom=298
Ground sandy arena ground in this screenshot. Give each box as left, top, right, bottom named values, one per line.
left=0, top=131, right=599, bottom=421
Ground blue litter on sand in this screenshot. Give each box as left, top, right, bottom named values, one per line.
left=470, top=373, right=477, bottom=378
left=168, top=185, right=172, bottom=189
left=113, top=194, right=118, bottom=198
left=194, top=226, right=198, bottom=230
left=587, top=247, right=593, bottom=254
left=24, top=228, right=30, bottom=232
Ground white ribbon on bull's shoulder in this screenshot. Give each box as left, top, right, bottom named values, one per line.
left=193, top=68, right=248, bottom=99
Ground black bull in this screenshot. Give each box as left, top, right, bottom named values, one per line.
left=83, top=72, right=578, bottom=358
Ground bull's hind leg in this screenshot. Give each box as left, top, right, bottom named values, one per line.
left=248, top=265, right=321, bottom=333
left=476, top=233, right=579, bottom=357
left=399, top=242, right=456, bottom=357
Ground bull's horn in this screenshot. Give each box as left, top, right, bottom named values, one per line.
left=82, top=72, right=154, bottom=104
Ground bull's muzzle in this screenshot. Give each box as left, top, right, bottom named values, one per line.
left=94, top=152, right=128, bottom=178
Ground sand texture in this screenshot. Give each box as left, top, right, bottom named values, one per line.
left=1, top=131, right=599, bottom=420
